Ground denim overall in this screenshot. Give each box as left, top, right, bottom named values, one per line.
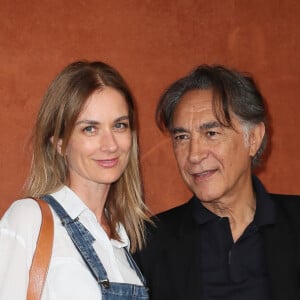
left=42, top=195, right=149, bottom=300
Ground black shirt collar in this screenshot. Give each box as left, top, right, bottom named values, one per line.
left=192, top=175, right=276, bottom=226
left=252, top=175, right=276, bottom=226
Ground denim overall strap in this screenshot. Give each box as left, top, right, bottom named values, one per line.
left=124, top=248, right=147, bottom=286
left=41, top=195, right=110, bottom=287
left=41, top=195, right=149, bottom=300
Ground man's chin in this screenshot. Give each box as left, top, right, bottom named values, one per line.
left=193, top=190, right=220, bottom=203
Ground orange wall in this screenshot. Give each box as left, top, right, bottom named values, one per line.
left=0, top=0, right=299, bottom=216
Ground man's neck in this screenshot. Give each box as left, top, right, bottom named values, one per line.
left=201, top=191, right=256, bottom=242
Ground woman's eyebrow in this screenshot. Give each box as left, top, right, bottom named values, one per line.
left=115, top=116, right=129, bottom=122
left=75, top=115, right=129, bottom=126
left=75, top=120, right=99, bottom=126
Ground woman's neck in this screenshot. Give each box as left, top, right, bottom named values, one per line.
left=69, top=180, right=110, bottom=224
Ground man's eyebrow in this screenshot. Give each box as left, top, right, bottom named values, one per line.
left=200, top=121, right=221, bottom=130
left=170, top=121, right=221, bottom=133
left=170, top=127, right=187, bottom=134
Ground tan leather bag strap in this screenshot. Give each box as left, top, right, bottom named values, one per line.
left=27, top=198, right=54, bottom=300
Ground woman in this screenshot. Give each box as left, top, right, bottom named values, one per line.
left=0, top=61, right=149, bottom=299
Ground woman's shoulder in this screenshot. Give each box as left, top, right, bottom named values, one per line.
left=0, top=198, right=42, bottom=239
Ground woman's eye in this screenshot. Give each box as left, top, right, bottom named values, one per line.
left=115, top=122, right=129, bottom=130
left=83, top=126, right=96, bottom=134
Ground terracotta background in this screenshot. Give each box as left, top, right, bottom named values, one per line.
left=0, top=0, right=299, bottom=217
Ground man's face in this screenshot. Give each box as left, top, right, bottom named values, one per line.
left=171, top=89, right=264, bottom=204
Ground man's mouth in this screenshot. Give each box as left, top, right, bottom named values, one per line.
left=191, top=169, right=217, bottom=180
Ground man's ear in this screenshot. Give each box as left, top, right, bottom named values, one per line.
left=249, top=122, right=265, bottom=157
left=50, top=136, right=63, bottom=155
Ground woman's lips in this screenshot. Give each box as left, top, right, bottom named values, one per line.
left=96, top=158, right=119, bottom=168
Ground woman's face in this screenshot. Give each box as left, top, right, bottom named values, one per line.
left=63, top=87, right=132, bottom=190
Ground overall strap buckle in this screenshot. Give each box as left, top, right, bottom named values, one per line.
left=99, top=279, right=110, bottom=289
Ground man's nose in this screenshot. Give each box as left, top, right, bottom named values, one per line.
left=188, top=137, right=208, bottom=163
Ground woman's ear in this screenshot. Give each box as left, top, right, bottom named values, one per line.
left=50, top=136, right=63, bottom=155
left=249, top=122, right=265, bottom=157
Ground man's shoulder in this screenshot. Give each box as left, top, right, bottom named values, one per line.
left=154, top=200, right=192, bottom=222
left=270, top=193, right=300, bottom=206
left=269, top=193, right=300, bottom=223
left=270, top=193, right=300, bottom=200
left=144, top=200, right=193, bottom=240
left=135, top=200, right=193, bottom=260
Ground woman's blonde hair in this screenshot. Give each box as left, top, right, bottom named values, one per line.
left=25, top=61, right=149, bottom=251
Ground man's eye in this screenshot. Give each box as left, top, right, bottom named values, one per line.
left=206, top=131, right=218, bottom=137
left=174, top=134, right=188, bottom=140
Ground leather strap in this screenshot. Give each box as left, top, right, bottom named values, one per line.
left=27, top=198, right=54, bottom=300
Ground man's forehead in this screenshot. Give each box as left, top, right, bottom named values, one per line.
left=172, top=97, right=219, bottom=131
left=175, top=89, right=213, bottom=112
left=173, top=95, right=214, bottom=122
left=180, top=89, right=213, bottom=101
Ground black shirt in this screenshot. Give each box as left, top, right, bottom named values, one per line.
left=192, top=176, right=276, bottom=300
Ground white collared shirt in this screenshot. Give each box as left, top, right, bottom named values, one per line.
left=0, top=186, right=142, bottom=299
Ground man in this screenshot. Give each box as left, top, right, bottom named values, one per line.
left=135, top=65, right=300, bottom=300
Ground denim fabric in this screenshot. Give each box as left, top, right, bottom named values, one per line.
left=42, top=195, right=149, bottom=300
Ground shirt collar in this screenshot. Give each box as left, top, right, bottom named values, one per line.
left=50, top=185, right=130, bottom=248
left=252, top=175, right=276, bottom=226
left=111, top=223, right=130, bottom=249
left=192, top=196, right=219, bottom=225
left=51, top=185, right=88, bottom=219
left=192, top=175, right=276, bottom=227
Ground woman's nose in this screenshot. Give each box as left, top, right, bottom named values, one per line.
left=99, top=131, right=118, bottom=152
